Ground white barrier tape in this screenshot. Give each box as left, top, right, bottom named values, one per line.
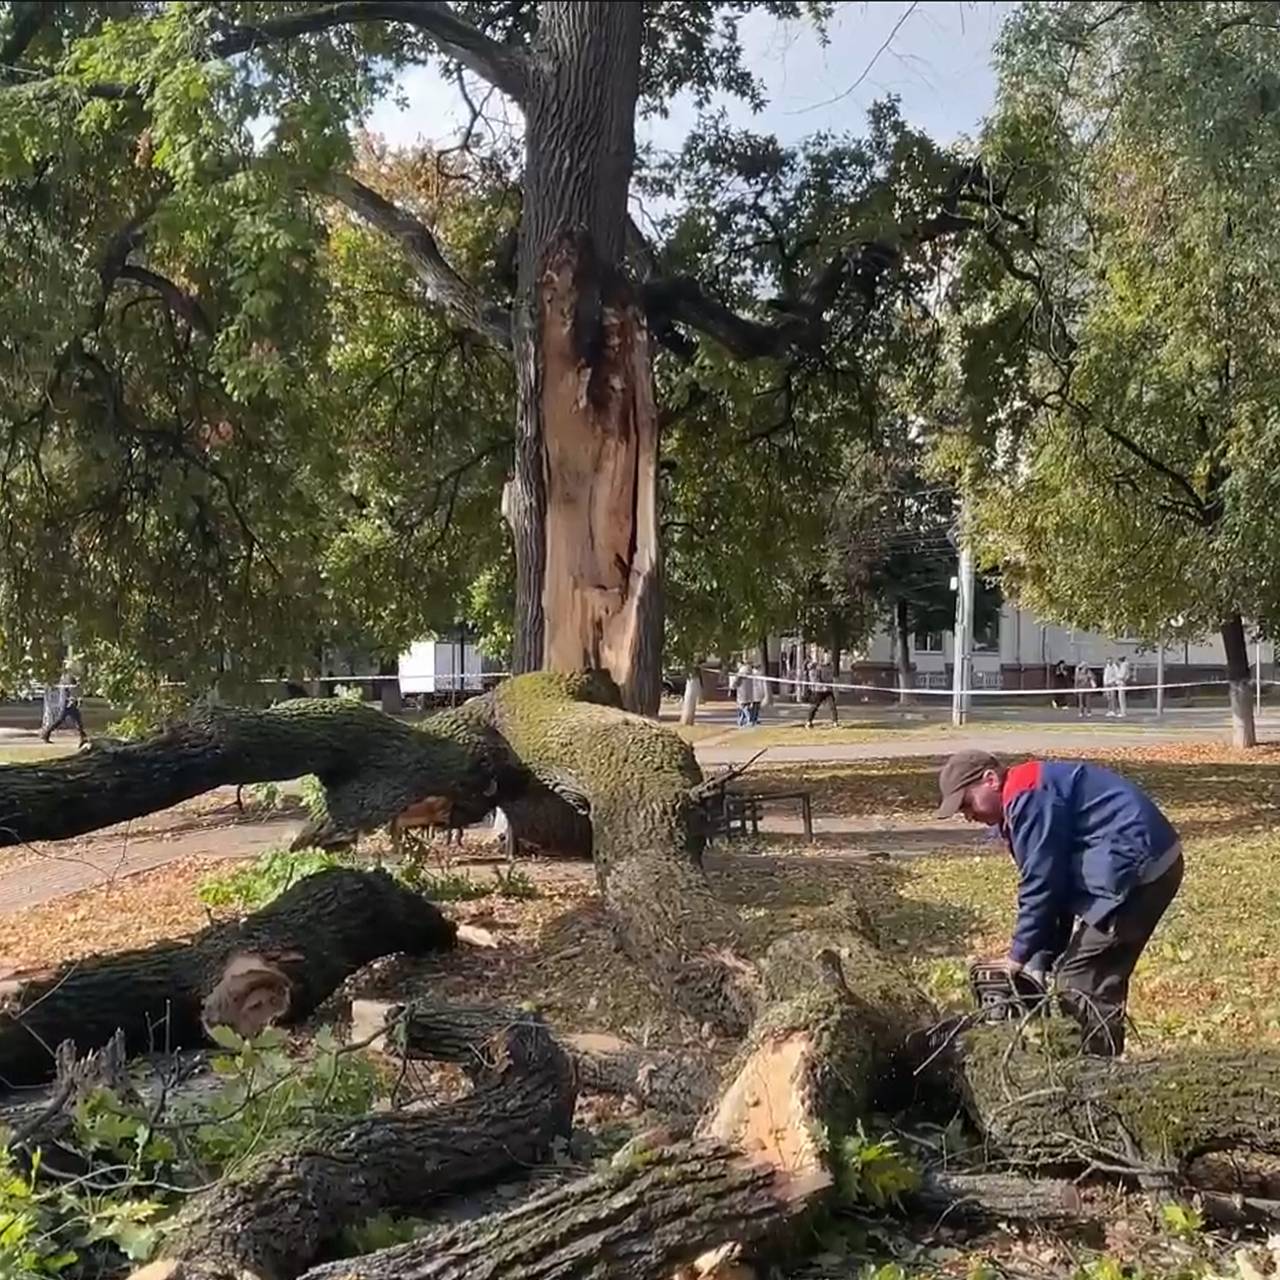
left=734, top=671, right=1262, bottom=698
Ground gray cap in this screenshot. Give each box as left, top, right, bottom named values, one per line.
left=935, top=750, right=1002, bottom=818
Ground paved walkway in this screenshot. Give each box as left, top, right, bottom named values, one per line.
left=0, top=812, right=299, bottom=917
left=0, top=704, right=1252, bottom=914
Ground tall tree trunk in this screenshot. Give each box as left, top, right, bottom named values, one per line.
left=894, top=598, right=913, bottom=706
left=508, top=2, right=661, bottom=715
left=679, top=668, right=702, bottom=725
left=1222, top=612, right=1257, bottom=748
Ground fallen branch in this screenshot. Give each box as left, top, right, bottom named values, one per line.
left=130, top=1003, right=575, bottom=1280
left=0, top=869, right=456, bottom=1087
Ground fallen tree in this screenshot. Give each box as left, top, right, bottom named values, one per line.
left=3, top=673, right=1280, bottom=1278
left=0, top=869, right=456, bottom=1087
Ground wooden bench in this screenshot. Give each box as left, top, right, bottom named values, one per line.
left=702, top=789, right=814, bottom=842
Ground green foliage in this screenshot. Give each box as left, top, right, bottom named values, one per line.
left=197, top=846, right=350, bottom=913
left=0, top=1023, right=379, bottom=1277
left=193, top=1025, right=379, bottom=1167
left=1159, top=1201, right=1205, bottom=1243
left=395, top=862, right=492, bottom=902
left=831, top=1124, right=919, bottom=1209
left=491, top=864, right=539, bottom=900
left=341, top=1213, right=424, bottom=1256
left=937, top=2, right=1280, bottom=650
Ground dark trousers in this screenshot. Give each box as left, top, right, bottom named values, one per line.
left=1056, top=852, right=1184, bottom=1055
left=806, top=689, right=838, bottom=726
left=42, top=703, right=85, bottom=740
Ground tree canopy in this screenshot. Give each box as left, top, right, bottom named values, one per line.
left=936, top=1, right=1280, bottom=673
left=0, top=1, right=982, bottom=697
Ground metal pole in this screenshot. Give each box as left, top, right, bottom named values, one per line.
left=1155, top=644, right=1165, bottom=718
left=951, top=539, right=974, bottom=727
left=1256, top=637, right=1263, bottom=714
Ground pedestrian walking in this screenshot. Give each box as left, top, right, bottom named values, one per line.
left=1074, top=660, right=1095, bottom=717
left=805, top=661, right=839, bottom=727
left=1103, top=657, right=1119, bottom=717
left=731, top=660, right=752, bottom=728
left=748, top=662, right=765, bottom=726
left=40, top=669, right=87, bottom=745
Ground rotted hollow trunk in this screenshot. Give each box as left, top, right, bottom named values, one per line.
left=0, top=869, right=456, bottom=1087
left=132, top=1003, right=575, bottom=1280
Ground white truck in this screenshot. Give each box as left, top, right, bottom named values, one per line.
left=396, top=639, right=503, bottom=704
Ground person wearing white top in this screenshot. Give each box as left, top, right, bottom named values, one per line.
left=1102, top=658, right=1118, bottom=717
left=1115, top=655, right=1130, bottom=718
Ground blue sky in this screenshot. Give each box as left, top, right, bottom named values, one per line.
left=365, top=2, right=1017, bottom=156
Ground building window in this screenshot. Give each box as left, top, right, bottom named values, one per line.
left=913, top=630, right=945, bottom=654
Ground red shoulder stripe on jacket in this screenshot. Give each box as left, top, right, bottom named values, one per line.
left=1002, top=759, right=1042, bottom=806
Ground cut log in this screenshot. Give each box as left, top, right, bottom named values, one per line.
left=910, top=1170, right=1096, bottom=1225
left=566, top=1031, right=719, bottom=1115
left=960, top=1023, right=1280, bottom=1173
left=0, top=869, right=456, bottom=1087
left=129, top=1003, right=575, bottom=1280
left=298, top=1138, right=820, bottom=1280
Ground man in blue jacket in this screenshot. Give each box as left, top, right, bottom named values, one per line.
left=936, top=750, right=1184, bottom=1055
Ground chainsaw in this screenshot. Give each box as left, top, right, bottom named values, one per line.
left=968, top=959, right=1051, bottom=1022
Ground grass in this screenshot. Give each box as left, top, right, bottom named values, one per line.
left=745, top=740, right=1280, bottom=1050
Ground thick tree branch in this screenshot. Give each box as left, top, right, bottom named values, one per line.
left=210, top=2, right=529, bottom=103
left=642, top=209, right=976, bottom=363
left=5, top=2, right=530, bottom=105
left=117, top=264, right=212, bottom=334
left=321, top=172, right=512, bottom=349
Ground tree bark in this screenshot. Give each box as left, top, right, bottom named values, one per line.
left=132, top=1003, right=575, bottom=1280
left=0, top=700, right=507, bottom=848
left=0, top=869, right=456, bottom=1087
left=910, top=1170, right=1094, bottom=1225
left=680, top=668, right=702, bottom=725
left=894, top=598, right=914, bottom=705
left=509, top=2, right=662, bottom=714
left=959, top=1024, right=1280, bottom=1173
left=1222, top=612, right=1257, bottom=748
left=298, top=1139, right=810, bottom=1280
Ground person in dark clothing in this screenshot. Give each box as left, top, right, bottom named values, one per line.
left=1050, top=659, right=1070, bottom=710
left=804, top=661, right=839, bottom=727
left=936, top=750, right=1183, bottom=1055
left=40, top=671, right=87, bottom=745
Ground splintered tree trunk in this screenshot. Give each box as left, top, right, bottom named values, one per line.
left=509, top=2, right=662, bottom=715
left=1222, top=612, right=1257, bottom=748
left=0, top=870, right=456, bottom=1086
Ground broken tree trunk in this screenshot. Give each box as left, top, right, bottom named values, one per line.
left=130, top=1003, right=575, bottom=1280
left=0, top=869, right=455, bottom=1087
left=491, top=672, right=758, bottom=1035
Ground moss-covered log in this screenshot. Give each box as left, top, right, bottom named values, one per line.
left=297, top=1139, right=814, bottom=1280
left=960, top=1023, right=1280, bottom=1173
left=0, top=870, right=455, bottom=1087
left=491, top=672, right=758, bottom=1034
left=130, top=1004, right=575, bottom=1280
left=0, top=699, right=514, bottom=847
